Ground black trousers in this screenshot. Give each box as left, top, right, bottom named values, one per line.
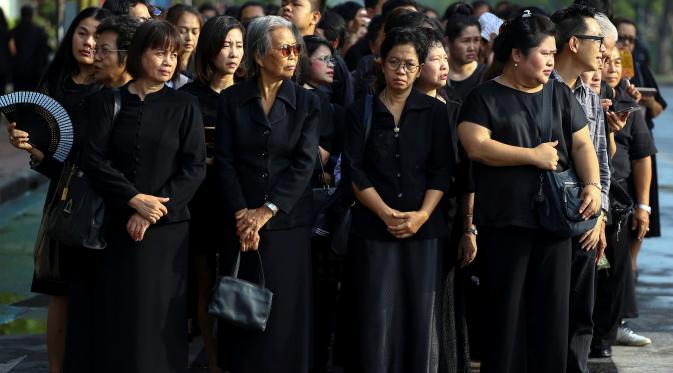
left=592, top=218, right=633, bottom=348
left=567, top=240, right=596, bottom=373
left=478, top=226, right=572, bottom=373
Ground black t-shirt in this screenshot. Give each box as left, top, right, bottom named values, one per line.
left=446, top=63, right=486, bottom=103
left=458, top=79, right=587, bottom=229
left=611, top=81, right=657, bottom=181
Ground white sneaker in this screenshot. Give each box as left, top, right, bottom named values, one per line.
left=616, top=327, right=652, bottom=346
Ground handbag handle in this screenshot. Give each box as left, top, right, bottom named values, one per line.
left=231, top=250, right=266, bottom=289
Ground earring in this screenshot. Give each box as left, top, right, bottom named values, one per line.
left=514, top=63, right=518, bottom=67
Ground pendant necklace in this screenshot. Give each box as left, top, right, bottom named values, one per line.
left=383, top=89, right=400, bottom=133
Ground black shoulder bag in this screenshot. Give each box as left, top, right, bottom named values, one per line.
left=46, top=89, right=121, bottom=249
left=534, top=82, right=599, bottom=237
left=330, top=93, right=374, bottom=255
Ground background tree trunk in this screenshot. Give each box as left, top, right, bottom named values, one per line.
left=656, top=0, right=673, bottom=74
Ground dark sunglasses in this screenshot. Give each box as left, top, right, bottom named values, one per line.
left=275, top=44, right=301, bottom=57
left=574, top=34, right=604, bottom=48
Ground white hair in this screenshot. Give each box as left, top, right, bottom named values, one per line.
left=245, top=15, right=303, bottom=77
left=595, top=12, right=618, bottom=43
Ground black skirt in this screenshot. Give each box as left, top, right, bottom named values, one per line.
left=218, top=227, right=313, bottom=373
left=64, top=221, right=189, bottom=373
left=346, top=236, right=446, bottom=373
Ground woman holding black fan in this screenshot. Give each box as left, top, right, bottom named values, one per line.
left=5, top=7, right=110, bottom=373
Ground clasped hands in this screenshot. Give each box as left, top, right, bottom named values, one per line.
left=235, top=207, right=273, bottom=252
left=379, top=208, right=428, bottom=239
left=126, top=194, right=170, bottom=242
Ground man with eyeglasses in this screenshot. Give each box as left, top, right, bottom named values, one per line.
left=551, top=6, right=612, bottom=372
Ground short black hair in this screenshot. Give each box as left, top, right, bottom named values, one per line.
left=318, top=11, right=346, bottom=46
left=198, top=2, right=219, bottom=15
left=384, top=11, right=432, bottom=34
left=613, top=16, right=637, bottom=33
left=299, top=35, right=335, bottom=85
left=574, top=0, right=612, bottom=19
left=471, top=1, right=491, bottom=12
left=445, top=14, right=481, bottom=42
left=102, top=0, right=150, bottom=17
left=551, top=5, right=597, bottom=54
left=126, top=20, right=183, bottom=82
left=492, top=11, right=556, bottom=64
left=332, top=1, right=363, bottom=22
left=443, top=2, right=472, bottom=21
left=310, top=0, right=327, bottom=14
left=20, top=5, right=33, bottom=21
left=238, top=1, right=266, bottom=20
left=380, top=26, right=428, bottom=64
left=96, top=15, right=142, bottom=65
left=365, top=15, right=385, bottom=43
left=364, top=0, right=379, bottom=10
left=194, top=16, right=244, bottom=85
left=382, top=0, right=419, bottom=18
left=418, top=26, right=444, bottom=50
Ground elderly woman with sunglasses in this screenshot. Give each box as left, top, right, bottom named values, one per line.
left=214, top=15, right=320, bottom=373
left=343, top=27, right=453, bottom=372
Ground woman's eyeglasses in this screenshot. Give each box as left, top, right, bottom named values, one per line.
left=311, top=55, right=336, bottom=65
left=384, top=59, right=420, bottom=73
left=275, top=44, right=301, bottom=58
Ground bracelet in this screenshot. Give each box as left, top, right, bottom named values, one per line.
left=636, top=204, right=651, bottom=214
left=464, top=213, right=473, bottom=218
left=464, top=227, right=478, bottom=236
left=583, top=181, right=602, bottom=191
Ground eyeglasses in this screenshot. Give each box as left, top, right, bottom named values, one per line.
left=274, top=44, right=301, bottom=57
left=574, top=34, right=604, bottom=48
left=311, top=55, right=336, bottom=65
left=617, top=35, right=636, bottom=44
left=384, top=59, right=420, bottom=72
left=93, top=46, right=127, bottom=57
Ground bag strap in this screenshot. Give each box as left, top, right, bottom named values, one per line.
left=363, top=93, right=374, bottom=142
left=112, top=88, right=121, bottom=123
left=539, top=81, right=554, bottom=142
left=231, top=250, right=266, bottom=289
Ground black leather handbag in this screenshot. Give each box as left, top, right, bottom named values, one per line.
left=208, top=250, right=273, bottom=331
left=534, top=82, right=599, bottom=237
left=45, top=89, right=121, bottom=250
left=312, top=151, right=337, bottom=238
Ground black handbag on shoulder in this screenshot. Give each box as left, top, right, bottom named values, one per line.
left=534, top=82, right=599, bottom=237
left=208, top=250, right=274, bottom=331
left=45, top=89, right=121, bottom=249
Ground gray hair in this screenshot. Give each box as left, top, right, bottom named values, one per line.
left=595, top=12, right=618, bottom=43
left=245, top=15, right=304, bottom=77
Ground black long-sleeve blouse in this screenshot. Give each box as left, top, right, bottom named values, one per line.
left=215, top=78, right=320, bottom=231
left=82, top=84, right=206, bottom=224
left=345, top=88, right=453, bottom=241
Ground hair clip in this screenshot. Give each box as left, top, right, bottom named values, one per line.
left=522, top=10, right=532, bottom=18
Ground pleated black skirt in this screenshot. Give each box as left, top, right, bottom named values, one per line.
left=64, top=221, right=189, bottom=373
left=218, top=227, right=312, bottom=373
left=346, top=236, right=445, bottom=373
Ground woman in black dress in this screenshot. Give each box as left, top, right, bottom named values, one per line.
left=180, top=15, right=244, bottom=373
left=344, top=27, right=453, bottom=372
left=167, top=4, right=202, bottom=86
left=6, top=8, right=109, bottom=373
left=66, top=20, right=206, bottom=372
left=215, top=15, right=319, bottom=373
left=457, top=12, right=601, bottom=373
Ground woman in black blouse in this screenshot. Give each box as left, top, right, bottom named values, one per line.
left=215, top=15, right=319, bottom=373
left=344, top=27, right=453, bottom=372
left=67, top=20, right=206, bottom=372
left=458, top=12, right=601, bottom=373
left=166, top=4, right=202, bottom=86
left=180, top=15, right=244, bottom=373
left=6, top=8, right=109, bottom=373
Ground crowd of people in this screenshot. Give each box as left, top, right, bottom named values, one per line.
left=3, top=0, right=667, bottom=372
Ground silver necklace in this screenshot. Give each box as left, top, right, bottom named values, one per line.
left=382, top=89, right=400, bottom=133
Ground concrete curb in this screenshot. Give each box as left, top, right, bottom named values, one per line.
left=0, top=170, right=47, bottom=205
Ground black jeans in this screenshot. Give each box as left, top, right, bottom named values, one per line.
left=567, top=239, right=596, bottom=373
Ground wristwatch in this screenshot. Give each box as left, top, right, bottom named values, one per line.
left=464, top=227, right=478, bottom=236
left=636, top=204, right=652, bottom=214
left=264, top=201, right=279, bottom=217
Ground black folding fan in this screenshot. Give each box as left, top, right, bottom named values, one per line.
left=0, top=91, right=74, bottom=162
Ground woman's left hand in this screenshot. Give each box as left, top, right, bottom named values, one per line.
left=457, top=232, right=478, bottom=268
left=126, top=213, right=151, bottom=242
left=579, top=184, right=601, bottom=220
left=236, top=206, right=273, bottom=240
left=387, top=211, right=429, bottom=239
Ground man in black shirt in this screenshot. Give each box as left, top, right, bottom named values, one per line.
left=8, top=6, right=49, bottom=91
